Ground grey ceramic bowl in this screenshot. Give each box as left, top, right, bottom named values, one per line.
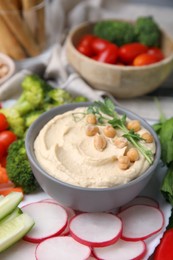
left=25, top=102, right=161, bottom=212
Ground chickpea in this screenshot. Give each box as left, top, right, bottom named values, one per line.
left=127, top=120, right=141, bottom=132
left=86, top=114, right=97, bottom=124
left=118, top=156, right=130, bottom=170
left=141, top=132, right=154, bottom=143
left=86, top=125, right=99, bottom=136
left=103, top=125, right=116, bottom=138
left=94, top=134, right=107, bottom=151
left=126, top=148, right=139, bottom=162
left=114, top=136, right=128, bottom=148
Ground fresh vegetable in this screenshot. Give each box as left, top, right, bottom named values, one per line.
left=133, top=53, right=162, bottom=66
left=76, top=34, right=96, bottom=57
left=119, top=42, right=148, bottom=64
left=87, top=99, right=154, bottom=164
left=93, top=20, right=136, bottom=46
left=0, top=192, right=23, bottom=221
left=153, top=102, right=173, bottom=205
left=0, top=113, right=9, bottom=132
left=147, top=47, right=164, bottom=61
left=0, top=165, right=9, bottom=184
left=70, top=213, right=122, bottom=247
left=0, top=187, right=24, bottom=196
left=91, top=37, right=110, bottom=53
left=0, top=74, right=88, bottom=138
left=154, top=228, right=173, bottom=260
left=22, top=201, right=68, bottom=243
left=0, top=213, right=34, bottom=253
left=117, top=205, right=164, bottom=241
left=0, top=207, right=22, bottom=225
left=120, top=196, right=159, bottom=211
left=93, top=43, right=119, bottom=64
left=6, top=139, right=39, bottom=194
left=35, top=236, right=91, bottom=260
left=93, top=239, right=147, bottom=260
left=0, top=143, right=6, bottom=160
left=0, top=130, right=17, bottom=151
left=134, top=16, right=161, bottom=47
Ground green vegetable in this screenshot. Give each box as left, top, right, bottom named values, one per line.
left=93, top=20, right=136, bottom=46
left=6, top=140, right=40, bottom=194
left=87, top=98, right=154, bottom=164
left=24, top=110, right=44, bottom=128
left=0, top=213, right=34, bottom=253
left=161, top=162, right=173, bottom=205
left=0, top=74, right=88, bottom=138
left=134, top=16, right=161, bottom=47
left=0, top=192, right=23, bottom=221
left=0, top=207, right=22, bottom=225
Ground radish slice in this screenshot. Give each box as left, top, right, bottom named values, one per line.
left=39, top=199, right=76, bottom=236
left=86, top=257, right=97, bottom=260
left=93, top=239, right=147, bottom=260
left=70, top=213, right=122, bottom=247
left=0, top=240, right=37, bottom=260
left=118, top=205, right=164, bottom=241
left=22, top=202, right=68, bottom=243
left=35, top=236, right=91, bottom=260
left=120, top=196, right=159, bottom=211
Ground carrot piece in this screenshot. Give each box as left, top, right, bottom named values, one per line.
left=0, top=187, right=24, bottom=196
left=0, top=165, right=9, bottom=183
left=0, top=156, right=7, bottom=167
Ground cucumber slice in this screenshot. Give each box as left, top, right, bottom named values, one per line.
left=0, top=213, right=34, bottom=253
left=0, top=192, right=23, bottom=221
left=0, top=207, right=22, bottom=225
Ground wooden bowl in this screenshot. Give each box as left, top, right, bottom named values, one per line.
left=66, top=21, right=173, bottom=98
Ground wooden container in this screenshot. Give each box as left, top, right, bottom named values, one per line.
left=66, top=21, right=173, bottom=98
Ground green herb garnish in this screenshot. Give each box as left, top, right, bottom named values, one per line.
left=87, top=98, right=154, bottom=164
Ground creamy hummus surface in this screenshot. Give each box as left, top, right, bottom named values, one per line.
left=34, top=107, right=156, bottom=188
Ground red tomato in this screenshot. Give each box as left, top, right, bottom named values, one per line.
left=147, top=47, right=164, bottom=61
left=0, top=113, right=9, bottom=132
left=119, top=42, right=148, bottom=64
left=154, top=229, right=173, bottom=260
left=91, top=38, right=110, bottom=54
left=0, top=143, right=6, bottom=160
left=76, top=34, right=96, bottom=57
left=0, top=131, right=17, bottom=151
left=93, top=44, right=119, bottom=64
left=133, top=53, right=160, bottom=66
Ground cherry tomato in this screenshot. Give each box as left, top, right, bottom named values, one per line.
left=0, top=131, right=17, bottom=151
left=91, top=38, right=110, bottom=54
left=93, top=44, right=119, bottom=64
left=133, top=53, right=160, bottom=66
left=119, top=42, right=148, bottom=64
left=76, top=34, right=96, bottom=57
left=0, top=143, right=6, bottom=160
left=0, top=113, right=9, bottom=132
left=147, top=47, right=164, bottom=61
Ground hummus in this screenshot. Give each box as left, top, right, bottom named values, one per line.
left=34, top=107, right=155, bottom=188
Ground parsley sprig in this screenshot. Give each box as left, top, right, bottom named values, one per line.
left=87, top=99, right=154, bottom=164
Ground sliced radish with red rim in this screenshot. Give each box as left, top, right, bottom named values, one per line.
left=22, top=202, right=68, bottom=243
left=120, top=196, right=159, bottom=211
left=35, top=236, right=91, bottom=260
left=118, top=205, right=164, bottom=241
left=70, top=212, right=122, bottom=247
left=93, top=239, right=147, bottom=260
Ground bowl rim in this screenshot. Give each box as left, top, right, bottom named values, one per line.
left=25, top=102, right=161, bottom=192
left=67, top=20, right=173, bottom=70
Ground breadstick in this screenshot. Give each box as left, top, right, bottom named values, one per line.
left=0, top=17, right=26, bottom=60
left=0, top=0, right=40, bottom=57
left=22, top=0, right=45, bottom=50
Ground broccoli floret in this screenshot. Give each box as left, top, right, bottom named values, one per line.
left=93, top=20, right=136, bottom=46
left=73, top=96, right=88, bottom=103
left=134, top=16, right=161, bottom=47
left=13, top=74, right=52, bottom=115
left=47, top=88, right=73, bottom=105
left=24, top=110, right=44, bottom=128
left=6, top=140, right=40, bottom=194
left=0, top=108, right=25, bottom=138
